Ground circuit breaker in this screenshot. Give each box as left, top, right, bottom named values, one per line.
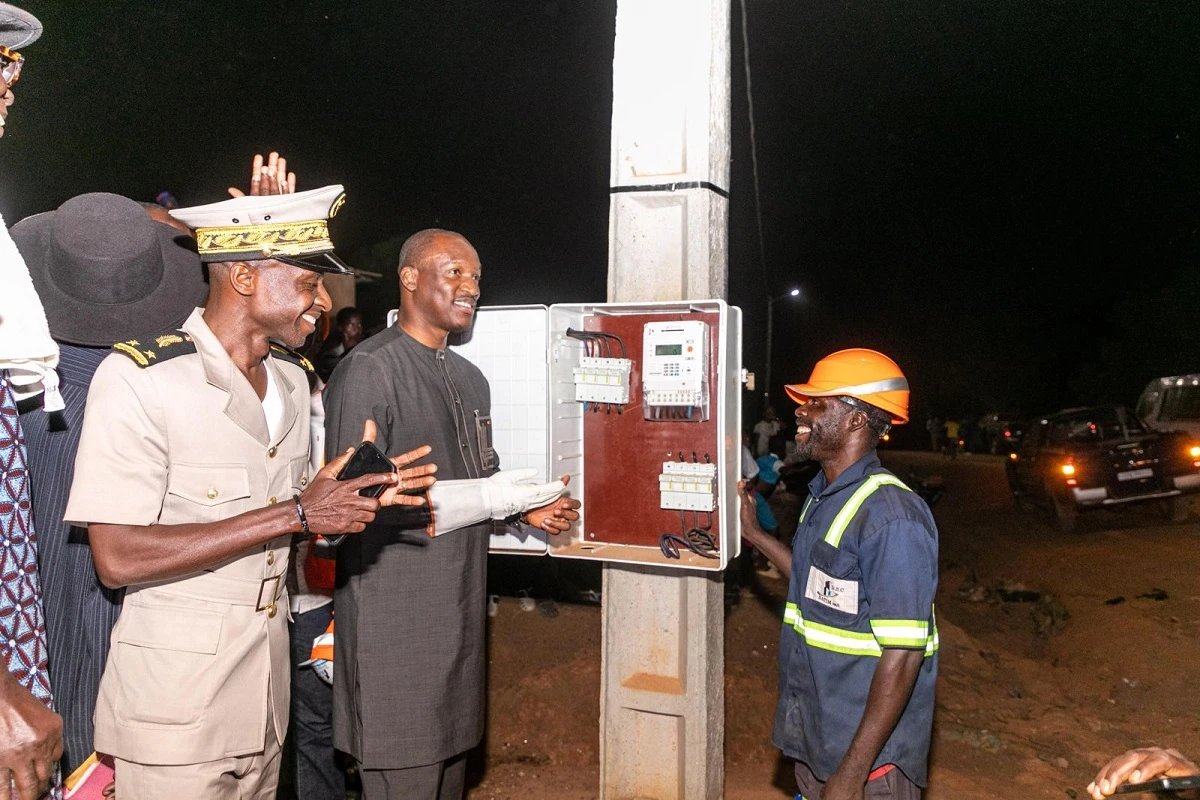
left=450, top=300, right=742, bottom=571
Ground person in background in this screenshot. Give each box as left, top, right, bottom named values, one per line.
left=0, top=7, right=64, bottom=798
left=924, top=416, right=941, bottom=453
left=753, top=405, right=782, bottom=457
left=747, top=444, right=786, bottom=580
left=942, top=418, right=960, bottom=459
left=315, top=306, right=364, bottom=382
left=288, top=341, right=343, bottom=800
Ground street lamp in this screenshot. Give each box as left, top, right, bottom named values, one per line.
left=764, top=287, right=801, bottom=408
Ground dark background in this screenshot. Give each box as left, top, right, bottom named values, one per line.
left=3, top=1, right=1197, bottom=446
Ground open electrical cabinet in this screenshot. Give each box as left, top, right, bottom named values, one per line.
left=449, top=300, right=742, bottom=571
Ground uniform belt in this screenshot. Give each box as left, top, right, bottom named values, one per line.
left=140, top=570, right=287, bottom=610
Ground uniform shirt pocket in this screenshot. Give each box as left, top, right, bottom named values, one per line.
left=289, top=454, right=310, bottom=494
left=113, top=604, right=224, bottom=728
left=165, top=463, right=252, bottom=522
left=805, top=540, right=862, bottom=617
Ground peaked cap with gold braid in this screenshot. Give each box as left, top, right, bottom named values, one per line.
left=168, top=184, right=354, bottom=275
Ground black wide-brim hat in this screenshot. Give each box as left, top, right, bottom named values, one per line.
left=0, top=3, right=41, bottom=49
left=12, top=192, right=208, bottom=346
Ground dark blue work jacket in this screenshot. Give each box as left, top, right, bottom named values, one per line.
left=774, top=453, right=939, bottom=787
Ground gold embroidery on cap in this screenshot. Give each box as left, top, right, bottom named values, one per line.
left=328, top=193, right=347, bottom=218
left=194, top=220, right=331, bottom=257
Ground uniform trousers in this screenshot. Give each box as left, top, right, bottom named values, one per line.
left=360, top=752, right=468, bottom=800
left=112, top=688, right=282, bottom=800
left=794, top=759, right=922, bottom=800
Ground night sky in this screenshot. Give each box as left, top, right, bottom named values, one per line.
left=2, top=1, right=1196, bottom=444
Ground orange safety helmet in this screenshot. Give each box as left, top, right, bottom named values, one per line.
left=784, top=348, right=910, bottom=424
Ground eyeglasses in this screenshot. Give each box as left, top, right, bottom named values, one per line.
left=0, top=46, right=24, bottom=87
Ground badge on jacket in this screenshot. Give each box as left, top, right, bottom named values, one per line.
left=805, top=566, right=859, bottom=615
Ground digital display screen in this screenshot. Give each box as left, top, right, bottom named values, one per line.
left=655, top=344, right=683, bottom=356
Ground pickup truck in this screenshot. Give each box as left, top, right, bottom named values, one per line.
left=1006, top=405, right=1200, bottom=531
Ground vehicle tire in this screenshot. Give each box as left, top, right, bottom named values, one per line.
left=1048, top=487, right=1078, bottom=532
left=1007, top=466, right=1032, bottom=512
left=1165, top=496, right=1190, bottom=523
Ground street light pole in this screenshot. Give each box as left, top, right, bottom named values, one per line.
left=764, top=287, right=800, bottom=408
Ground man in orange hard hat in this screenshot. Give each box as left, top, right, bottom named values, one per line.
left=740, top=348, right=938, bottom=800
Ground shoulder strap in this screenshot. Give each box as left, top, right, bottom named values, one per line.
left=111, top=330, right=196, bottom=368
left=269, top=342, right=315, bottom=373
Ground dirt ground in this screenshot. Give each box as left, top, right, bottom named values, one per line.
left=468, top=452, right=1200, bottom=799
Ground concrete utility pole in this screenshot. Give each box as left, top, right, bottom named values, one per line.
left=601, top=2, right=730, bottom=798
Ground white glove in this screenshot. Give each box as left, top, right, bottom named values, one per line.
left=426, top=468, right=566, bottom=537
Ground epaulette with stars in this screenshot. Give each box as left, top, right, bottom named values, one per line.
left=111, top=330, right=196, bottom=368
left=269, top=342, right=315, bottom=373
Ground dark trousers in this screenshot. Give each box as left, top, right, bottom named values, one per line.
left=794, top=760, right=922, bottom=800
left=289, top=603, right=344, bottom=800
left=361, top=753, right=467, bottom=800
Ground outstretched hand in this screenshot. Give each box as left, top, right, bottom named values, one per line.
left=299, top=421, right=436, bottom=535
left=359, top=419, right=437, bottom=507
left=1088, top=747, right=1199, bottom=798
left=523, top=474, right=581, bottom=533
left=227, top=151, right=297, bottom=198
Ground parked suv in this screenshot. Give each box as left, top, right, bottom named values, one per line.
left=1136, top=374, right=1200, bottom=438
left=1006, top=405, right=1200, bottom=531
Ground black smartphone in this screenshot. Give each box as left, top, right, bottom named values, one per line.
left=1116, top=775, right=1200, bottom=794
left=322, top=441, right=397, bottom=547
left=336, top=440, right=397, bottom=499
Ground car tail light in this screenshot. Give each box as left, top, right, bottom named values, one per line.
left=1187, top=444, right=1200, bottom=468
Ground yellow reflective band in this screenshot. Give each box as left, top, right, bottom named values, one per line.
left=823, top=474, right=911, bottom=548
left=801, top=618, right=883, bottom=656
left=782, top=604, right=938, bottom=658
left=871, top=619, right=930, bottom=648
left=798, top=496, right=814, bottom=525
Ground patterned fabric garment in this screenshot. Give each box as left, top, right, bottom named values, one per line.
left=22, top=344, right=121, bottom=774
left=0, top=370, right=61, bottom=799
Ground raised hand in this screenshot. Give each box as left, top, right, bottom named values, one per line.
left=227, top=151, right=297, bottom=198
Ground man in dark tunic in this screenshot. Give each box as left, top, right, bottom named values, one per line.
left=323, top=229, right=578, bottom=800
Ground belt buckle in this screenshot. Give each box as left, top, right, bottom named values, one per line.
left=256, top=575, right=282, bottom=612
